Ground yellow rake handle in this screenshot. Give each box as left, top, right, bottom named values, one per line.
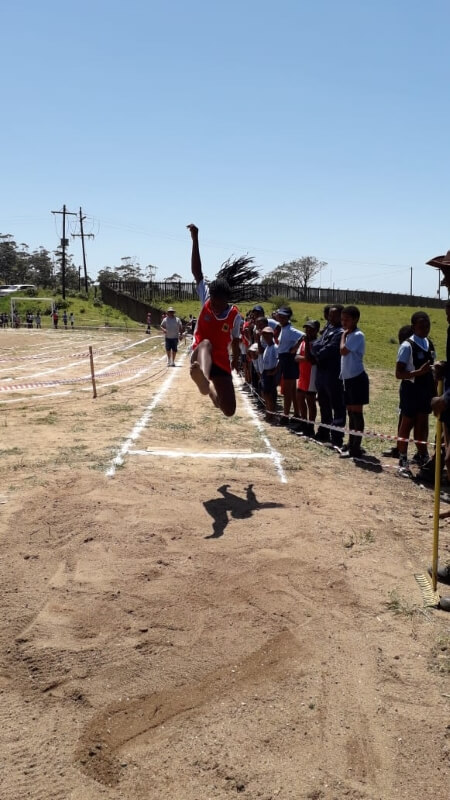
left=432, top=379, right=443, bottom=592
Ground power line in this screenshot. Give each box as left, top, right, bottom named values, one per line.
left=82, top=213, right=422, bottom=271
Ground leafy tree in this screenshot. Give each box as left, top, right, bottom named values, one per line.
left=164, top=272, right=183, bottom=282
left=53, top=248, right=78, bottom=290
left=116, top=263, right=144, bottom=281
left=0, top=234, right=19, bottom=282
left=28, top=248, right=53, bottom=287
left=97, top=267, right=120, bottom=283
left=0, top=235, right=55, bottom=287
left=263, top=256, right=327, bottom=299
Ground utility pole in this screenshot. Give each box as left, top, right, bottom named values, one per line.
left=71, top=207, right=94, bottom=294
left=51, top=205, right=77, bottom=299
left=410, top=267, right=413, bottom=296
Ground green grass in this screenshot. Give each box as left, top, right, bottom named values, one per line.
left=149, top=297, right=448, bottom=370
left=2, top=291, right=446, bottom=368
left=0, top=289, right=142, bottom=330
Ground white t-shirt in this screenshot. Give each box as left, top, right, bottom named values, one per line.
left=262, top=343, right=278, bottom=371
left=161, top=316, right=182, bottom=338
left=397, top=335, right=433, bottom=383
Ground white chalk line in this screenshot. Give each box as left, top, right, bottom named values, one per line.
left=105, top=353, right=187, bottom=477
left=129, top=449, right=272, bottom=459
left=0, top=390, right=73, bottom=404
left=234, top=376, right=287, bottom=484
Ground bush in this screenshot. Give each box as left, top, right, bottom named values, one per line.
left=25, top=288, right=38, bottom=297
left=79, top=307, right=86, bottom=314
left=269, top=295, right=291, bottom=310
left=93, top=298, right=103, bottom=307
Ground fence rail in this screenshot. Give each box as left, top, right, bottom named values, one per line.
left=102, top=280, right=446, bottom=309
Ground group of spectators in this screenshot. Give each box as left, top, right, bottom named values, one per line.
left=0, top=309, right=75, bottom=329
left=239, top=302, right=442, bottom=475
left=0, top=310, right=42, bottom=328
left=239, top=303, right=369, bottom=459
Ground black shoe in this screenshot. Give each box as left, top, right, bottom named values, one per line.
left=438, top=596, right=450, bottom=611
left=279, top=416, right=289, bottom=426
left=411, top=452, right=429, bottom=466
left=427, top=564, right=450, bottom=585
left=398, top=457, right=413, bottom=478
left=382, top=446, right=399, bottom=458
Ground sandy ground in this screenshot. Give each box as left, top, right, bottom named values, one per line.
left=0, top=328, right=449, bottom=800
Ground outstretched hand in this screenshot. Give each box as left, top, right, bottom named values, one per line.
left=186, top=223, right=199, bottom=239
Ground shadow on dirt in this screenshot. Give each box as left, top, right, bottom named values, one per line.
left=203, top=483, right=284, bottom=539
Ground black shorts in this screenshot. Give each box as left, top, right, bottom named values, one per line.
left=261, top=372, right=276, bottom=394
left=343, top=371, right=369, bottom=406
left=278, top=352, right=299, bottom=380
left=165, top=337, right=178, bottom=352
left=399, top=380, right=432, bottom=417
left=210, top=362, right=231, bottom=379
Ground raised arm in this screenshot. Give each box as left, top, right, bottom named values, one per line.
left=187, top=224, right=203, bottom=284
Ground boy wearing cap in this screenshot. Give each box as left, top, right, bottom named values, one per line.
left=251, top=304, right=280, bottom=336
left=187, top=223, right=242, bottom=416
left=161, top=307, right=183, bottom=366
left=276, top=306, right=303, bottom=423
left=296, top=320, right=320, bottom=436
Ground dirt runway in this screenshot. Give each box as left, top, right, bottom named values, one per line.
left=0, top=329, right=449, bottom=799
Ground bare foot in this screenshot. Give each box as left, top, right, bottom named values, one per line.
left=439, top=508, right=450, bottom=519
left=190, top=361, right=210, bottom=395
left=209, top=384, right=220, bottom=408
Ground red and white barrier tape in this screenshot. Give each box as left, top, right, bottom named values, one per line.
left=0, top=363, right=162, bottom=392
left=240, top=379, right=438, bottom=448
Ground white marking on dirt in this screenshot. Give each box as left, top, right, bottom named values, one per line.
left=0, top=390, right=73, bottom=404
left=234, top=377, right=287, bottom=483
left=129, top=449, right=272, bottom=459
left=105, top=353, right=187, bottom=477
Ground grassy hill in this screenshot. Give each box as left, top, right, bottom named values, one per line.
left=150, top=296, right=448, bottom=371
left=0, top=290, right=142, bottom=331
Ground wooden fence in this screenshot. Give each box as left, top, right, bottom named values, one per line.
left=103, top=280, right=446, bottom=309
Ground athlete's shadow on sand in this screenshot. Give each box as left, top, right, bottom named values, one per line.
left=203, top=483, right=283, bottom=539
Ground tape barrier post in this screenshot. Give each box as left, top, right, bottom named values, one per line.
left=431, top=379, right=443, bottom=592
left=89, top=345, right=97, bottom=399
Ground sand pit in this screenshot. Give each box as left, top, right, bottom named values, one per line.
left=0, top=328, right=449, bottom=799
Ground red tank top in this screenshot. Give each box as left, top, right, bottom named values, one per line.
left=193, top=299, right=240, bottom=373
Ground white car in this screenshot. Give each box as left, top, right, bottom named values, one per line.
left=0, top=284, right=36, bottom=296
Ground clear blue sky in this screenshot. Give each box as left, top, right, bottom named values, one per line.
left=2, top=0, right=450, bottom=296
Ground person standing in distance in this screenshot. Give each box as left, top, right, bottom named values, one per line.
left=160, top=307, right=183, bottom=366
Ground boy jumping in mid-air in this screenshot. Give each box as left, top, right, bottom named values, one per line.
left=187, top=223, right=257, bottom=417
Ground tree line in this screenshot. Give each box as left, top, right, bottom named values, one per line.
left=0, top=233, right=83, bottom=290
left=1, top=230, right=327, bottom=297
